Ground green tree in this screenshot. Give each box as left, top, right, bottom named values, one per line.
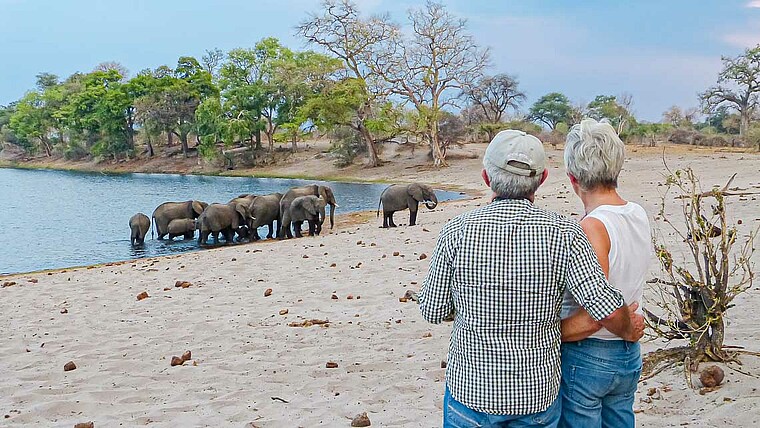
left=528, top=92, right=572, bottom=130
left=9, top=91, right=56, bottom=156
left=586, top=94, right=635, bottom=134
left=700, top=45, right=760, bottom=137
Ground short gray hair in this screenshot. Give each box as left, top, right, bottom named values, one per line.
left=564, top=118, right=625, bottom=190
left=484, top=159, right=542, bottom=199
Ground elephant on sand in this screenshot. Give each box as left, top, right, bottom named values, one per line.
left=377, top=183, right=438, bottom=228
left=129, top=213, right=150, bottom=245
left=279, top=185, right=339, bottom=239
left=167, top=219, right=197, bottom=240
left=152, top=201, right=208, bottom=240
left=248, top=192, right=283, bottom=240
left=288, top=195, right=326, bottom=238
left=196, top=202, right=250, bottom=245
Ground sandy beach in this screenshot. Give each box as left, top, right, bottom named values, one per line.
left=1, top=144, right=759, bottom=427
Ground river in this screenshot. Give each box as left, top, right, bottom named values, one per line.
left=0, top=168, right=464, bottom=275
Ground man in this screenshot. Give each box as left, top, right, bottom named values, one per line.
left=419, top=130, right=643, bottom=427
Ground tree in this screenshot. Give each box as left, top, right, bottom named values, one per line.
left=201, top=48, right=225, bottom=78
left=298, top=0, right=397, bottom=166
left=9, top=92, right=56, bottom=156
left=462, top=74, right=525, bottom=141
left=700, top=45, right=760, bottom=137
left=528, top=92, right=572, bottom=130
left=35, top=73, right=59, bottom=91
left=586, top=94, right=635, bottom=134
left=369, top=1, right=489, bottom=166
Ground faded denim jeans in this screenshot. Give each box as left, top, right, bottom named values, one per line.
left=443, top=386, right=560, bottom=427
left=558, top=338, right=641, bottom=428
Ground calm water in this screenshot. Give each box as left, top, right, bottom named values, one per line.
left=0, top=168, right=463, bottom=275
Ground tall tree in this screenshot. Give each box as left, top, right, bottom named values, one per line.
left=700, top=45, right=760, bottom=137
left=586, top=94, right=635, bottom=134
left=528, top=92, right=572, bottom=130
left=369, top=1, right=489, bottom=166
left=298, top=0, right=395, bottom=166
left=462, top=74, right=525, bottom=140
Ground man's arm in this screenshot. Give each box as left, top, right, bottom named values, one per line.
left=418, top=218, right=460, bottom=324
left=564, top=224, right=641, bottom=342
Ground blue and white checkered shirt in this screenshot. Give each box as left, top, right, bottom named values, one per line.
left=419, top=198, right=624, bottom=415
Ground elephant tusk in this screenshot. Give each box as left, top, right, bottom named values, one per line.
left=333, top=204, right=340, bottom=208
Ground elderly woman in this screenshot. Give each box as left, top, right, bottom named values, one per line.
left=558, top=119, right=651, bottom=428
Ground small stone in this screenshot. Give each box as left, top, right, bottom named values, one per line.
left=331, top=294, right=339, bottom=300
left=74, top=422, right=94, bottom=428
left=302, top=255, right=309, bottom=258
left=163, top=287, right=171, bottom=291
left=330, top=263, right=337, bottom=267
left=60, top=308, right=68, bottom=314
left=351, top=412, right=371, bottom=427
left=279, top=309, right=289, bottom=315
left=419, top=253, right=428, bottom=260
left=326, top=361, right=338, bottom=368
left=175, top=281, right=192, bottom=288
left=738, top=219, right=743, bottom=225
left=647, top=387, right=657, bottom=396
left=171, top=356, right=184, bottom=366
left=700, top=365, right=725, bottom=387
left=28, top=278, right=38, bottom=283
left=392, top=251, right=400, bottom=256
left=181, top=351, right=192, bottom=362
left=264, top=288, right=273, bottom=297
left=356, top=240, right=363, bottom=245
left=346, top=295, right=354, bottom=300
left=422, top=228, right=430, bottom=232
left=399, top=297, right=408, bottom=303
left=64, top=361, right=77, bottom=371
left=136, top=291, right=149, bottom=301
left=231, top=258, right=237, bottom=261
left=395, top=319, right=402, bottom=324
left=440, top=360, right=447, bottom=369
left=422, top=332, right=432, bottom=338
left=356, top=296, right=360, bottom=300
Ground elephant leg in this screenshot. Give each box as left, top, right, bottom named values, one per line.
left=184, top=231, right=193, bottom=240
left=286, top=222, right=294, bottom=239
left=382, top=211, right=390, bottom=228
left=308, top=220, right=316, bottom=236
left=315, top=220, right=322, bottom=236
left=266, top=222, right=274, bottom=239
left=212, top=232, right=219, bottom=245
left=294, top=221, right=304, bottom=238
left=199, top=231, right=209, bottom=245
left=389, top=212, right=397, bottom=228
left=410, top=210, right=418, bottom=226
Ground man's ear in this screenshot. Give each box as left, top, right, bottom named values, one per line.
left=539, top=168, right=549, bottom=186
left=481, top=169, right=491, bottom=187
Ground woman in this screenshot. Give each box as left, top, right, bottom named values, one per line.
left=559, top=119, right=651, bottom=428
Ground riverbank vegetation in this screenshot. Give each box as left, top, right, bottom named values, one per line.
left=1, top=1, right=759, bottom=172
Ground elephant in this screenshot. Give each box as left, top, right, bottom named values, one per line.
left=152, top=200, right=208, bottom=240
left=288, top=195, right=327, bottom=238
left=129, top=213, right=150, bottom=245
left=167, top=218, right=197, bottom=240
left=228, top=194, right=258, bottom=240
left=247, top=192, right=283, bottom=240
left=278, top=185, right=339, bottom=239
left=377, top=183, right=438, bottom=228
left=196, top=202, right=250, bottom=245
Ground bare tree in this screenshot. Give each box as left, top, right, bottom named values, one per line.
left=462, top=74, right=525, bottom=124
left=369, top=1, right=489, bottom=166
left=201, top=48, right=225, bottom=78
left=700, top=46, right=760, bottom=137
left=297, top=0, right=395, bottom=167
left=94, top=61, right=129, bottom=81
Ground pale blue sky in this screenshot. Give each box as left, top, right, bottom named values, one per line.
left=1, top=0, right=758, bottom=121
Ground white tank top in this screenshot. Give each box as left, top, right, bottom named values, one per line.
left=561, top=202, right=652, bottom=340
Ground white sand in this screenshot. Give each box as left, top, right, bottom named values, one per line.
left=1, top=146, right=759, bottom=427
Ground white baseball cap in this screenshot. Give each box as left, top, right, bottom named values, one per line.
left=483, top=130, right=546, bottom=177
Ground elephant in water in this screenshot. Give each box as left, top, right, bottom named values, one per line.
left=248, top=192, right=283, bottom=240
left=377, top=183, right=438, bottom=228
left=228, top=194, right=258, bottom=241
left=167, top=219, right=197, bottom=240
left=129, top=213, right=150, bottom=245
left=279, top=185, right=339, bottom=239
left=288, top=195, right=326, bottom=238
left=196, top=202, right=250, bottom=245
left=152, top=201, right=208, bottom=240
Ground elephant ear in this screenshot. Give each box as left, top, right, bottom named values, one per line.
left=305, top=199, right=319, bottom=216
left=233, top=203, right=247, bottom=218
left=407, top=184, right=425, bottom=202
left=192, top=201, right=205, bottom=216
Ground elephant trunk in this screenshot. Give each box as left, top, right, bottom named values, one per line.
left=329, top=203, right=335, bottom=229
left=425, top=192, right=438, bottom=210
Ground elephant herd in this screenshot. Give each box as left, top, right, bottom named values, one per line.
left=128, top=182, right=439, bottom=247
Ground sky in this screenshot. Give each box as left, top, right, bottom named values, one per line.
left=1, top=0, right=759, bottom=121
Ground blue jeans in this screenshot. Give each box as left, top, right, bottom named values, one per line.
left=444, top=386, right=560, bottom=427
left=558, top=338, right=641, bottom=428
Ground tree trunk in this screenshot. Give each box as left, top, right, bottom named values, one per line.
left=267, top=132, right=274, bottom=152
left=430, top=121, right=447, bottom=167
left=146, top=134, right=154, bottom=157
left=177, top=132, right=189, bottom=157
left=255, top=128, right=262, bottom=150
left=358, top=121, right=380, bottom=167
left=739, top=110, right=750, bottom=137
left=167, top=130, right=174, bottom=146
left=41, top=137, right=52, bottom=157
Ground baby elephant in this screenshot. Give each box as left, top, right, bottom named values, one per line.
left=167, top=218, right=197, bottom=240
left=378, top=183, right=438, bottom=228
left=289, top=195, right=326, bottom=238
left=129, top=213, right=151, bottom=245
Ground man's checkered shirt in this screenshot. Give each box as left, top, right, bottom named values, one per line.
left=419, top=198, right=624, bottom=415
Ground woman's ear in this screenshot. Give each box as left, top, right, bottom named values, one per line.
left=567, top=173, right=578, bottom=186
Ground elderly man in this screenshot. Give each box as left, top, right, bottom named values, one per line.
left=419, top=130, right=643, bottom=427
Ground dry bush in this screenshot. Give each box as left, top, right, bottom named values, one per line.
left=644, top=167, right=758, bottom=386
